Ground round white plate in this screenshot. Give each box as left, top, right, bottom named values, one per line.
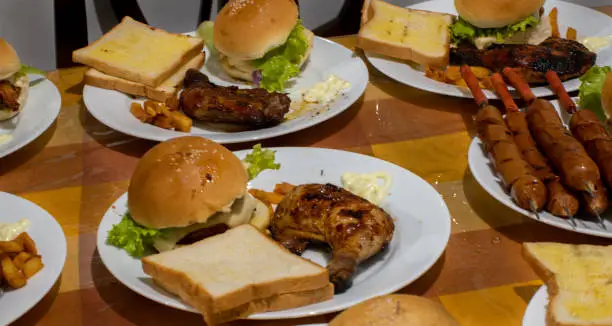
left=468, top=99, right=612, bottom=237
left=0, top=192, right=67, bottom=325
left=97, top=147, right=451, bottom=320
left=365, top=0, right=612, bottom=99
left=0, top=75, right=61, bottom=158
left=523, top=285, right=547, bottom=326
left=83, top=36, right=369, bottom=144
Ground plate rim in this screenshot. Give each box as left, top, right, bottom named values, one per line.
left=96, top=146, right=452, bottom=320
left=522, top=284, right=547, bottom=326
left=0, top=76, right=62, bottom=158
left=0, top=191, right=68, bottom=325
left=364, top=0, right=612, bottom=100
left=82, top=36, right=369, bottom=144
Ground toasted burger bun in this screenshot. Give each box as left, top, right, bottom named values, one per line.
left=602, top=72, right=612, bottom=121
left=219, top=28, right=314, bottom=83
left=128, top=136, right=249, bottom=229
left=455, top=0, right=545, bottom=28
left=0, top=38, right=28, bottom=121
left=0, top=38, right=20, bottom=80
left=329, top=295, right=460, bottom=326
left=214, top=0, right=299, bottom=61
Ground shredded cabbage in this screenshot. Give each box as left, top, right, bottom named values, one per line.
left=450, top=16, right=540, bottom=45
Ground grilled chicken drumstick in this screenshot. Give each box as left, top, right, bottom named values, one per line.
left=461, top=66, right=547, bottom=213
left=270, top=183, right=395, bottom=293
left=507, top=70, right=607, bottom=218
left=490, top=72, right=579, bottom=220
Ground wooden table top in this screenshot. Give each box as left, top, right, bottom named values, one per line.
left=3, top=6, right=612, bottom=325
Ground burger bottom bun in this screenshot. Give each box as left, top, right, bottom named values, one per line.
left=0, top=74, right=29, bottom=121
left=218, top=28, right=314, bottom=84
left=329, top=294, right=460, bottom=326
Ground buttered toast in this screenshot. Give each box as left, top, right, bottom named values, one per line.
left=358, top=0, right=454, bottom=67
left=84, top=52, right=205, bottom=101
left=523, top=242, right=612, bottom=326
left=73, top=17, right=204, bottom=87
left=142, top=224, right=333, bottom=325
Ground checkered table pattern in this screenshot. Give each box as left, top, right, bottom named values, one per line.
left=2, top=7, right=612, bottom=324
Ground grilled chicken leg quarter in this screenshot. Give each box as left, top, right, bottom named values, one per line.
left=271, top=183, right=395, bottom=293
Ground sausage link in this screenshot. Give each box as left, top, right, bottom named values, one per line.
left=570, top=110, right=612, bottom=189
left=546, top=179, right=580, bottom=217
left=526, top=100, right=601, bottom=193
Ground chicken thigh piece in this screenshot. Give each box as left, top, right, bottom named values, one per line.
left=271, top=183, right=395, bottom=292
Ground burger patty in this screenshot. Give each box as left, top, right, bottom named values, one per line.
left=0, top=80, right=21, bottom=111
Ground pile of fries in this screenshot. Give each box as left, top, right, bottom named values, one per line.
left=130, top=98, right=193, bottom=132
left=249, top=182, right=295, bottom=206
left=0, top=232, right=44, bottom=289
left=425, top=65, right=493, bottom=90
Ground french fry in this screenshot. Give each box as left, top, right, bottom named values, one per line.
left=444, top=66, right=462, bottom=82
left=170, top=111, right=193, bottom=132
left=567, top=27, right=577, bottom=41
left=549, top=7, right=560, bottom=38
left=16, top=232, right=38, bottom=255
left=22, top=256, right=44, bottom=279
left=249, top=189, right=285, bottom=205
left=165, top=96, right=180, bottom=111
left=274, top=182, right=296, bottom=195
left=130, top=102, right=150, bottom=122
left=1, top=253, right=26, bottom=289
left=0, top=240, right=24, bottom=254
left=143, top=100, right=158, bottom=116
left=152, top=114, right=174, bottom=130
left=12, top=251, right=31, bottom=270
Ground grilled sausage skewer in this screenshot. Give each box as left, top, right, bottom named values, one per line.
left=490, top=73, right=579, bottom=222
left=546, top=71, right=609, bottom=227
left=507, top=69, right=607, bottom=219
left=462, top=66, right=547, bottom=214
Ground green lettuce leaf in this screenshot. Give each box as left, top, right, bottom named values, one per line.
left=107, top=214, right=161, bottom=257
left=243, top=144, right=281, bottom=180
left=253, top=21, right=309, bottom=92
left=450, top=16, right=539, bottom=45
left=19, top=64, right=46, bottom=76
left=578, top=65, right=612, bottom=122
left=196, top=21, right=216, bottom=54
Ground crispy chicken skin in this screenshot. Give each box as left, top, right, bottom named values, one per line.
left=271, top=183, right=395, bottom=293
left=0, top=81, right=20, bottom=111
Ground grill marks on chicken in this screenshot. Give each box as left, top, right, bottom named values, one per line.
left=179, top=69, right=290, bottom=127
left=270, top=183, right=395, bottom=293
left=0, top=81, right=21, bottom=111
left=450, top=38, right=597, bottom=84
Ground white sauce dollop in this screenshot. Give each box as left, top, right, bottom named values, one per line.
left=303, top=75, right=351, bottom=104
left=341, top=172, right=392, bottom=205
left=0, top=218, right=31, bottom=241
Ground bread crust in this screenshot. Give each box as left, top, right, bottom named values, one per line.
left=455, top=0, right=545, bottom=28
left=73, top=17, right=204, bottom=87
left=84, top=52, right=205, bottom=101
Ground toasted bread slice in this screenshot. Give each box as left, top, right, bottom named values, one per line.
left=523, top=242, right=612, bottom=326
left=358, top=0, right=454, bottom=67
left=73, top=17, right=204, bottom=87
left=142, top=224, right=332, bottom=325
left=84, top=52, right=205, bottom=101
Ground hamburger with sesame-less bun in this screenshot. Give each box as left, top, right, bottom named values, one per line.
left=107, top=136, right=273, bottom=256
left=0, top=38, right=29, bottom=121
left=450, top=0, right=553, bottom=50
left=211, top=0, right=313, bottom=92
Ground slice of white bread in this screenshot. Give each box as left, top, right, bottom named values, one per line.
left=73, top=16, right=204, bottom=87
left=142, top=224, right=333, bottom=325
left=358, top=0, right=454, bottom=67
left=523, top=242, right=612, bottom=326
left=84, top=52, right=205, bottom=101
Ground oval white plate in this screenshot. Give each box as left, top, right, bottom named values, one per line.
left=468, top=99, right=612, bottom=237
left=0, top=75, right=61, bottom=158
left=0, top=192, right=67, bottom=325
left=523, top=285, right=547, bottom=326
left=83, top=36, right=368, bottom=144
left=96, top=147, right=451, bottom=320
left=365, top=0, right=612, bottom=100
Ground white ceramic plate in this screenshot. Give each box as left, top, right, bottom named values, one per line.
left=96, top=147, right=451, bottom=320
left=468, top=99, right=612, bottom=238
left=83, top=36, right=369, bottom=144
left=365, top=0, right=612, bottom=99
left=0, top=192, right=67, bottom=325
left=0, top=75, right=61, bottom=158
left=523, top=285, right=547, bottom=326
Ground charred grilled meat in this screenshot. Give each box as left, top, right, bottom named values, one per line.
left=0, top=81, right=21, bottom=112
left=450, top=38, right=596, bottom=84
left=179, top=69, right=290, bottom=127
left=271, top=183, right=395, bottom=293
